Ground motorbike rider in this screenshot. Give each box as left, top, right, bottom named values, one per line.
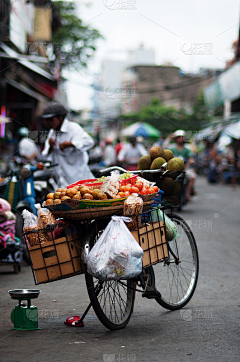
left=117, top=136, right=148, bottom=171
left=41, top=101, right=94, bottom=188
left=163, top=130, right=196, bottom=202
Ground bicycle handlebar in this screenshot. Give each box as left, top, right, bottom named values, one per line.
left=98, top=164, right=169, bottom=178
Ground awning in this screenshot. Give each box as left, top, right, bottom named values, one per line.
left=6, top=78, right=47, bottom=102
left=0, top=42, right=55, bottom=81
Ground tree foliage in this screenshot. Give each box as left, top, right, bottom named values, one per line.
left=52, top=1, right=103, bottom=70
left=121, top=95, right=211, bottom=137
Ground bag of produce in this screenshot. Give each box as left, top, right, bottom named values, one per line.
left=100, top=171, right=120, bottom=199
left=22, top=209, right=51, bottom=246
left=123, top=194, right=143, bottom=229
left=86, top=216, right=143, bottom=280
left=35, top=204, right=55, bottom=229
left=151, top=206, right=180, bottom=242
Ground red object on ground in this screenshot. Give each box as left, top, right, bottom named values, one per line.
left=64, top=316, right=84, bottom=327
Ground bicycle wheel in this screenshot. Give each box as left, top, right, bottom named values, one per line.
left=85, top=272, right=135, bottom=330
left=153, top=213, right=199, bottom=310
left=84, top=221, right=135, bottom=330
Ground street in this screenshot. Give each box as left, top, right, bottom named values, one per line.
left=0, top=176, right=239, bottom=362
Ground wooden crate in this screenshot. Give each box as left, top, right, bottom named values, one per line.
left=28, top=233, right=84, bottom=284
left=131, top=222, right=168, bottom=267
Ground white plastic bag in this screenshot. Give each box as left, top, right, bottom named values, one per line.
left=86, top=216, right=144, bottom=280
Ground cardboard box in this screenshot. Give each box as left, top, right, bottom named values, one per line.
left=29, top=233, right=84, bottom=284
left=131, top=222, right=168, bottom=267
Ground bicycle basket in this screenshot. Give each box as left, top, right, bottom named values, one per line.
left=161, top=172, right=185, bottom=208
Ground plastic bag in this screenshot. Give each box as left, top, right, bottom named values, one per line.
left=151, top=206, right=180, bottom=242
left=123, top=194, right=143, bottom=230
left=100, top=171, right=120, bottom=199
left=22, top=209, right=51, bottom=247
left=35, top=204, right=55, bottom=229
left=22, top=209, right=38, bottom=230
left=86, top=216, right=144, bottom=280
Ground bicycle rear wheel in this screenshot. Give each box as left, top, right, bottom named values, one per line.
left=85, top=272, right=135, bottom=330
left=84, top=221, right=135, bottom=330
left=154, top=213, right=199, bottom=310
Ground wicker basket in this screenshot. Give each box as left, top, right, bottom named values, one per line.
left=51, top=201, right=153, bottom=221
left=138, top=192, right=158, bottom=202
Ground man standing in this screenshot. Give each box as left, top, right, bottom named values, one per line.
left=42, top=102, right=94, bottom=188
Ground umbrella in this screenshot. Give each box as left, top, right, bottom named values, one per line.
left=121, top=122, right=161, bottom=138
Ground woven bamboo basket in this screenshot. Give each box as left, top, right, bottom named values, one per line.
left=51, top=201, right=153, bottom=221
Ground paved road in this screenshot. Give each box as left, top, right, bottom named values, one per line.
left=0, top=176, right=239, bottom=362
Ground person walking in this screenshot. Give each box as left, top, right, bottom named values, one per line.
left=41, top=101, right=94, bottom=188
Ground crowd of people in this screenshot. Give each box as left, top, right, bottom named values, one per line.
left=2, top=101, right=240, bottom=195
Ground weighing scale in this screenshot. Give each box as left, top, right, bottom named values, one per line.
left=8, top=289, right=41, bottom=331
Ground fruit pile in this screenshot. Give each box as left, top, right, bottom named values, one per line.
left=137, top=146, right=185, bottom=173
left=45, top=186, right=108, bottom=205
left=114, top=180, right=159, bottom=199
left=137, top=146, right=185, bottom=206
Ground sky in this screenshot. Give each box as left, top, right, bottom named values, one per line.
left=64, top=0, right=240, bottom=110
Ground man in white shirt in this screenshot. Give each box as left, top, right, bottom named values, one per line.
left=102, top=138, right=116, bottom=167
left=118, top=136, right=148, bottom=170
left=42, top=102, right=94, bottom=188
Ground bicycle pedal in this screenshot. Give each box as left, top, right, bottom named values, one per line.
left=142, top=288, right=161, bottom=299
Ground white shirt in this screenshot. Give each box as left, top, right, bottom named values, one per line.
left=103, top=145, right=116, bottom=166
left=42, top=119, right=94, bottom=188
left=118, top=143, right=148, bottom=165
left=19, top=138, right=38, bottom=159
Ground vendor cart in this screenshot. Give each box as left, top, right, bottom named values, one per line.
left=23, top=167, right=199, bottom=330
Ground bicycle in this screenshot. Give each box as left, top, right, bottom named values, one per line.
left=24, top=166, right=199, bottom=331
left=83, top=166, right=199, bottom=330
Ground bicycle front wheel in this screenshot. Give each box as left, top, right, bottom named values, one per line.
left=85, top=272, right=135, bottom=330
left=154, top=213, right=199, bottom=310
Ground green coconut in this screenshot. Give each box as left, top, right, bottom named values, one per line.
left=163, top=149, right=174, bottom=162
left=167, top=157, right=185, bottom=173
left=137, top=155, right=152, bottom=170
left=150, top=146, right=166, bottom=160
left=150, top=157, right=166, bottom=170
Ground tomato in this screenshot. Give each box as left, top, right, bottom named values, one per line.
left=144, top=184, right=150, bottom=189
left=118, top=192, right=125, bottom=197
left=148, top=187, right=156, bottom=194
left=135, top=182, right=143, bottom=191
left=124, top=191, right=130, bottom=197
left=153, top=186, right=159, bottom=192
left=114, top=195, right=121, bottom=199
left=130, top=186, right=139, bottom=194
left=140, top=188, right=148, bottom=195
left=119, top=186, right=126, bottom=192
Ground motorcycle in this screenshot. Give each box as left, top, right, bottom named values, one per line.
left=0, top=160, right=58, bottom=263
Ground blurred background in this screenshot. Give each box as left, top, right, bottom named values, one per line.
left=1, top=0, right=240, bottom=171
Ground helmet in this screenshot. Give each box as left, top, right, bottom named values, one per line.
left=42, top=101, right=67, bottom=119
left=173, top=129, right=186, bottom=138
left=18, top=127, right=29, bottom=137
